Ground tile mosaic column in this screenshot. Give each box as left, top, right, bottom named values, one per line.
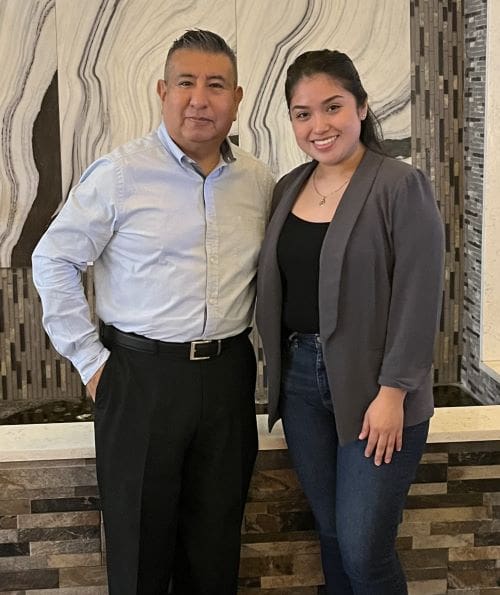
left=462, top=0, right=500, bottom=402
left=410, top=0, right=465, bottom=385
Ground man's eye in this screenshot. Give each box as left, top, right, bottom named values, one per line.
left=178, top=81, right=192, bottom=87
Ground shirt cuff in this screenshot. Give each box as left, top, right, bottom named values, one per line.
left=75, top=346, right=111, bottom=385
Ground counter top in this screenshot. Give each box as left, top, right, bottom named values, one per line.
left=1, top=406, right=499, bottom=463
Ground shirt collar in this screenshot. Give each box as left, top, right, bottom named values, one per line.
left=157, top=122, right=236, bottom=170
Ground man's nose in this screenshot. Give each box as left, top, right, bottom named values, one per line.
left=189, top=84, right=209, bottom=108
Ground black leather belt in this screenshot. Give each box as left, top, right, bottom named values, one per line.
left=100, top=324, right=250, bottom=360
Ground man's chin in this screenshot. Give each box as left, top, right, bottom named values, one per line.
left=183, top=131, right=227, bottom=146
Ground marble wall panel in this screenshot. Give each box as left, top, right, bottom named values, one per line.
left=0, top=0, right=60, bottom=267
left=0, top=0, right=411, bottom=267
left=236, top=0, right=411, bottom=178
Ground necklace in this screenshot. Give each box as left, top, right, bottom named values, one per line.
left=311, top=168, right=350, bottom=206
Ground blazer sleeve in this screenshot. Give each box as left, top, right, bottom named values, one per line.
left=377, top=167, right=445, bottom=392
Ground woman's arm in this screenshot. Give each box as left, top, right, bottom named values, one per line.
left=360, top=167, right=444, bottom=464
left=359, top=386, right=406, bottom=465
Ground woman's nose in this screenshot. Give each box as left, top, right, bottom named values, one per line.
left=311, top=113, right=330, bottom=133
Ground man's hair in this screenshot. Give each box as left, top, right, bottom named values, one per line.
left=164, top=29, right=238, bottom=85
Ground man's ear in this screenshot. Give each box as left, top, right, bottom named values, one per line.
left=233, top=85, right=243, bottom=120
left=157, top=79, right=167, bottom=101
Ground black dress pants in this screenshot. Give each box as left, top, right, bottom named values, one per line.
left=93, top=334, right=258, bottom=595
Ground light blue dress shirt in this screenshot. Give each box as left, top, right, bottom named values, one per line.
left=32, top=123, right=274, bottom=384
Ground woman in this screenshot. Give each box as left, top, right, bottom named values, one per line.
left=256, top=50, right=444, bottom=594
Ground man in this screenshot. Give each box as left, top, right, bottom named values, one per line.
left=32, top=30, right=274, bottom=595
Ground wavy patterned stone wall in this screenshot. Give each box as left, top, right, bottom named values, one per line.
left=0, top=0, right=413, bottom=403
left=0, top=0, right=410, bottom=268
left=0, top=0, right=60, bottom=268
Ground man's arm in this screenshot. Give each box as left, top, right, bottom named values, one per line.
left=32, top=158, right=118, bottom=387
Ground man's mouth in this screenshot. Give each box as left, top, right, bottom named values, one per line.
left=186, top=116, right=212, bottom=123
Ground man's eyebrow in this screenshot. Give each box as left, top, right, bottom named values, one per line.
left=207, top=75, right=227, bottom=82
left=175, top=73, right=228, bottom=82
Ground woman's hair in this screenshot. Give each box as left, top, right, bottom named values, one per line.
left=285, top=50, right=384, bottom=153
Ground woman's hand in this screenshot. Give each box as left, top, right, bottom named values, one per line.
left=358, top=386, right=406, bottom=465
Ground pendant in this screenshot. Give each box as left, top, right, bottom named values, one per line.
left=319, top=197, right=326, bottom=206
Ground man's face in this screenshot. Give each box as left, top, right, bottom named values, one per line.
left=157, top=49, right=242, bottom=159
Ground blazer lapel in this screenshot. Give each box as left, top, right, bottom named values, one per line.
left=267, top=161, right=317, bottom=236
left=260, top=160, right=317, bottom=296
left=319, top=149, right=385, bottom=341
left=257, top=161, right=316, bottom=339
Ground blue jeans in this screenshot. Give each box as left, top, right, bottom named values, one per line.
left=280, top=333, right=429, bottom=595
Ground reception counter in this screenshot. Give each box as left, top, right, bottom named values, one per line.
left=1, top=407, right=500, bottom=594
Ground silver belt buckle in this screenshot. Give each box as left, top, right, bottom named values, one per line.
left=189, top=339, right=221, bottom=360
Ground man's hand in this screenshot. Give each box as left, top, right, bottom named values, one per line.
left=86, top=363, right=106, bottom=402
left=358, top=386, right=406, bottom=466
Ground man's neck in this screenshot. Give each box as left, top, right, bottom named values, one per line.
left=193, top=152, right=222, bottom=176
left=178, top=140, right=222, bottom=176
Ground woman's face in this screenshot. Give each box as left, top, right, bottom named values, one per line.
left=289, top=73, right=366, bottom=167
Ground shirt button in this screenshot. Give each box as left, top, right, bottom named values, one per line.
left=209, top=298, right=216, bottom=305
left=210, top=257, right=217, bottom=264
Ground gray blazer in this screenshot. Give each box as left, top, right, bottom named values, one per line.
left=256, top=149, right=445, bottom=445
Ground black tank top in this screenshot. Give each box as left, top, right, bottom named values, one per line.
left=277, top=212, right=329, bottom=333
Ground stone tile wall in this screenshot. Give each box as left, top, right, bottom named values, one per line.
left=461, top=0, right=500, bottom=402
left=0, top=459, right=103, bottom=594
left=1, top=440, right=499, bottom=593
